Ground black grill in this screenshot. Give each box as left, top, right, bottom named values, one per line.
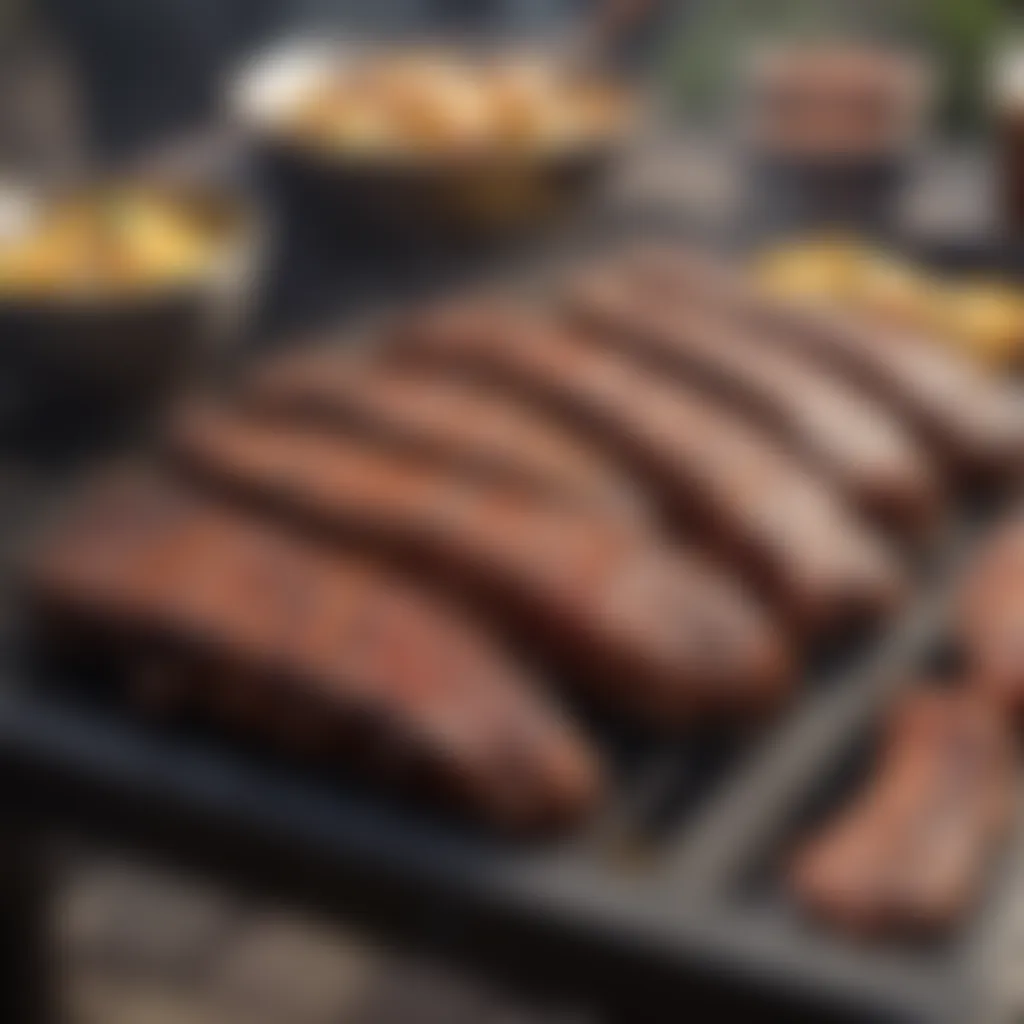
left=0, top=202, right=1019, bottom=1024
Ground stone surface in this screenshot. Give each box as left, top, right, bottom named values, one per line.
left=61, top=853, right=577, bottom=1024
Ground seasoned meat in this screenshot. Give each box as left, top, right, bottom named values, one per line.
left=243, top=349, right=644, bottom=521
left=29, top=473, right=601, bottom=831
left=390, top=301, right=905, bottom=636
left=564, top=266, right=942, bottom=540
left=791, top=689, right=1014, bottom=936
left=623, top=244, right=1024, bottom=485
left=957, top=513, right=1024, bottom=714
left=170, top=404, right=792, bottom=725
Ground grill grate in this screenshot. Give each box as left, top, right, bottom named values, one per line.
left=0, top=196, right=1020, bottom=1021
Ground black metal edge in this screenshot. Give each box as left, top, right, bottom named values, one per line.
left=0, top=687, right=944, bottom=1024
left=660, top=503, right=1024, bottom=1023
left=658, top=513, right=982, bottom=900
left=0, top=501, right=998, bottom=1024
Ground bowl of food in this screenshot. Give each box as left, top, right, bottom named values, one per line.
left=755, top=235, right=1024, bottom=371
left=231, top=39, right=638, bottom=236
left=0, top=179, right=260, bottom=448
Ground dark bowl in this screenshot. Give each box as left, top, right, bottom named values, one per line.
left=232, top=39, right=638, bottom=241
left=0, top=183, right=262, bottom=453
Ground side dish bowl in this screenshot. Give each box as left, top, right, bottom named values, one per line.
left=231, top=38, right=640, bottom=237
left=0, top=179, right=261, bottom=448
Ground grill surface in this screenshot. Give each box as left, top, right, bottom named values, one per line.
left=0, top=192, right=1020, bottom=1023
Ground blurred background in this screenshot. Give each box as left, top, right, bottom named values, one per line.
left=3, top=1, right=1024, bottom=1023
left=16, top=0, right=1017, bottom=156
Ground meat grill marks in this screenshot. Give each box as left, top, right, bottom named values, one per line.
left=390, top=302, right=905, bottom=637
left=791, top=690, right=1015, bottom=936
left=29, top=474, right=601, bottom=832
left=563, top=266, right=942, bottom=541
left=170, top=403, right=792, bottom=725
left=956, top=513, right=1024, bottom=715
left=242, top=350, right=645, bottom=522
left=623, top=245, right=1024, bottom=486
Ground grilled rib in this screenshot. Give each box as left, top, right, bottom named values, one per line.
left=169, top=403, right=792, bottom=725
left=243, top=349, right=645, bottom=522
left=957, top=512, right=1024, bottom=714
left=390, top=301, right=905, bottom=636
left=791, top=690, right=1014, bottom=935
left=564, top=266, right=942, bottom=540
left=623, top=244, right=1024, bottom=485
left=29, top=473, right=601, bottom=831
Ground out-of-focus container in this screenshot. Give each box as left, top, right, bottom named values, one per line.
left=229, top=38, right=640, bottom=240
left=741, top=42, right=934, bottom=236
left=0, top=180, right=261, bottom=450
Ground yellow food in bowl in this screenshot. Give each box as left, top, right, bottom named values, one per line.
left=755, top=238, right=1024, bottom=370
left=279, top=50, right=630, bottom=160
left=942, top=283, right=1024, bottom=367
left=756, top=237, right=867, bottom=305
left=756, top=236, right=935, bottom=324
left=0, top=188, right=220, bottom=300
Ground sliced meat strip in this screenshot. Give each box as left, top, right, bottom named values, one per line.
left=169, top=403, right=793, bottom=726
left=242, top=349, right=646, bottom=522
left=29, top=473, right=601, bottom=832
left=621, top=244, right=1024, bottom=486
left=563, top=266, right=942, bottom=540
left=791, top=689, right=1014, bottom=936
left=957, top=513, right=1024, bottom=714
left=390, top=300, right=905, bottom=637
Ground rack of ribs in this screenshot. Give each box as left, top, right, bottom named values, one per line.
left=242, top=349, right=646, bottom=522
left=169, top=403, right=793, bottom=726
left=563, top=265, right=942, bottom=540
left=28, top=472, right=602, bottom=831
left=791, top=690, right=1015, bottom=935
left=390, top=300, right=905, bottom=637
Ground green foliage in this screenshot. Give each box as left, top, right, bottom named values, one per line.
left=908, top=0, right=1006, bottom=130
left=660, top=0, right=1013, bottom=133
left=660, top=0, right=842, bottom=121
